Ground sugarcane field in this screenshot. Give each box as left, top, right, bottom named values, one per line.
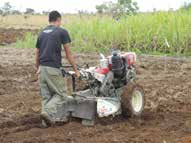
left=0, top=1, right=191, bottom=143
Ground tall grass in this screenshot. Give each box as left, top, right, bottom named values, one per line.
left=15, top=32, right=37, bottom=48
left=15, top=10, right=191, bottom=55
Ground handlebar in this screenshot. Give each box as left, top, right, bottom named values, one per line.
left=61, top=65, right=92, bottom=92
left=61, top=63, right=89, bottom=70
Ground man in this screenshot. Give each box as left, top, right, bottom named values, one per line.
left=35, top=11, right=80, bottom=127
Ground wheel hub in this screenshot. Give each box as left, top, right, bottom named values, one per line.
left=131, top=90, right=143, bottom=113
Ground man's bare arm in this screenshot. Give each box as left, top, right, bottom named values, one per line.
left=64, top=43, right=79, bottom=77
left=35, top=48, right=39, bottom=73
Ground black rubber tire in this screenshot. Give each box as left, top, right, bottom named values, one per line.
left=121, top=82, right=145, bottom=118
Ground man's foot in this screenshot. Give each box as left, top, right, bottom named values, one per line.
left=41, top=120, right=49, bottom=128
left=40, top=112, right=54, bottom=127
left=54, top=116, right=69, bottom=126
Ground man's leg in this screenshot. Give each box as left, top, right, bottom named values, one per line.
left=40, top=82, right=52, bottom=114
left=39, top=66, right=54, bottom=126
left=43, top=66, right=73, bottom=122
left=39, top=67, right=52, bottom=113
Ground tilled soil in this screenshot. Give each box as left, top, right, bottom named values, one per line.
left=0, top=48, right=191, bottom=143
left=0, top=28, right=38, bottom=45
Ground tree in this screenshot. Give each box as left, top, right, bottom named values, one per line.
left=25, top=8, right=35, bottom=14
left=1, top=2, right=12, bottom=15
left=96, top=0, right=139, bottom=16
left=96, top=3, right=108, bottom=14
left=78, top=10, right=89, bottom=15
left=118, top=0, right=132, bottom=5
left=11, top=10, right=21, bottom=15
left=118, top=0, right=139, bottom=14
left=96, top=2, right=122, bottom=14
left=42, top=11, right=50, bottom=15
left=0, top=9, right=3, bottom=15
left=0, top=2, right=22, bottom=15
left=181, top=2, right=191, bottom=10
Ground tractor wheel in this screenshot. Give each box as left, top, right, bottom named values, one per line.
left=121, top=82, right=145, bottom=118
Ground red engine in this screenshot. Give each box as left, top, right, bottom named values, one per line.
left=108, top=52, right=136, bottom=68
left=95, top=52, right=136, bottom=77
left=122, top=52, right=137, bottom=66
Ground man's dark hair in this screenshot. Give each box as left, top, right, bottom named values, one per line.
left=49, top=11, right=61, bottom=22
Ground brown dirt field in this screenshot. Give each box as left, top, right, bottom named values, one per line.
left=0, top=28, right=38, bottom=45
left=0, top=48, right=191, bottom=143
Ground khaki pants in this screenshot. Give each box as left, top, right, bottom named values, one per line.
left=38, top=66, right=73, bottom=121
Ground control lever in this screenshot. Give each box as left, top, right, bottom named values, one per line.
left=67, top=71, right=76, bottom=92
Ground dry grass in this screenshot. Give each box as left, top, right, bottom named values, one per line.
left=0, top=15, right=46, bottom=29
left=0, top=14, right=96, bottom=29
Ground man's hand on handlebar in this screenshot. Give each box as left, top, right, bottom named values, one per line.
left=74, top=70, right=80, bottom=78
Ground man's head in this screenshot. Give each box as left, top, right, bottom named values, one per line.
left=49, top=11, right=62, bottom=27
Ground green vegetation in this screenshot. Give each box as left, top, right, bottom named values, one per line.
left=15, top=33, right=37, bottom=48
left=16, top=9, right=191, bottom=56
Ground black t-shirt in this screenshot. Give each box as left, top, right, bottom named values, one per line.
left=36, top=25, right=71, bottom=68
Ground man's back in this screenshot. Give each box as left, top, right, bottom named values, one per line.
left=36, top=25, right=71, bottom=68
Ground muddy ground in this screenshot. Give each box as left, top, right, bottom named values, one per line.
left=0, top=48, right=191, bottom=143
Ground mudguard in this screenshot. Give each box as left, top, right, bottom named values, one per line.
left=54, top=98, right=97, bottom=122
left=72, top=98, right=97, bottom=120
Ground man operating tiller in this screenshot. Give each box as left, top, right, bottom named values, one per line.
left=35, top=11, right=80, bottom=127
